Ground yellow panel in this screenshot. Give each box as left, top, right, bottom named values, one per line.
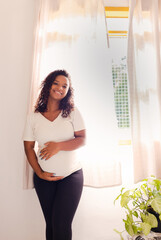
left=105, top=6, right=129, bottom=18
left=118, top=140, right=131, bottom=145
left=108, top=31, right=128, bottom=34
left=105, top=7, right=129, bottom=11
left=108, top=31, right=128, bottom=37
left=106, top=13, right=129, bottom=18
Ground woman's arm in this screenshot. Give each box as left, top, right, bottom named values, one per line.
left=24, top=141, right=63, bottom=181
left=40, top=129, right=86, bottom=160
left=59, top=129, right=86, bottom=150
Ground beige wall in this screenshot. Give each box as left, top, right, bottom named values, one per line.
left=0, top=1, right=123, bottom=239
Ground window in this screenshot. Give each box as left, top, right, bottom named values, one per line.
left=105, top=7, right=130, bottom=131
left=112, top=59, right=130, bottom=128
left=105, top=6, right=133, bottom=184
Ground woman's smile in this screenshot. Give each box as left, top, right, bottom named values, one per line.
left=53, top=90, right=63, bottom=95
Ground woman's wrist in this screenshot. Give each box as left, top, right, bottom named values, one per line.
left=36, top=169, right=44, bottom=178
left=57, top=142, right=62, bottom=151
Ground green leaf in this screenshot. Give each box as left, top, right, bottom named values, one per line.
left=153, top=189, right=159, bottom=197
left=121, top=190, right=130, bottom=208
left=113, top=229, right=124, bottom=240
left=125, top=222, right=134, bottom=236
left=139, top=203, right=146, bottom=210
left=151, top=197, right=161, bottom=214
left=114, top=188, right=125, bottom=205
left=150, top=179, right=161, bottom=191
left=114, top=194, right=121, bottom=205
left=142, top=178, right=148, bottom=182
left=133, top=211, right=138, bottom=218
left=127, top=212, right=134, bottom=223
left=147, top=188, right=152, bottom=195
left=140, top=184, right=147, bottom=196
left=135, top=190, right=141, bottom=197
left=140, top=212, right=157, bottom=228
left=150, top=175, right=156, bottom=178
left=132, top=224, right=139, bottom=235
left=140, top=222, right=151, bottom=235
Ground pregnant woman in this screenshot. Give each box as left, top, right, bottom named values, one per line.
left=23, top=69, right=86, bottom=240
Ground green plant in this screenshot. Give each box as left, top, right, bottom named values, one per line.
left=114, top=176, right=161, bottom=239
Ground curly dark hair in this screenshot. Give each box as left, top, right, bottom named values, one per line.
left=34, top=69, right=74, bottom=117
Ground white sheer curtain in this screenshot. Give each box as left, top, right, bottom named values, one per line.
left=23, top=0, right=121, bottom=189
left=128, top=0, right=161, bottom=182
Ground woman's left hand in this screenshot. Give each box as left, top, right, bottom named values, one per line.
left=40, top=142, right=60, bottom=160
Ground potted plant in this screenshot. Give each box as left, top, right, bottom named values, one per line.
left=114, top=176, right=161, bottom=240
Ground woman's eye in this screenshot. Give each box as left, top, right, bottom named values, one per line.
left=63, top=86, right=67, bottom=88
left=53, top=82, right=58, bottom=85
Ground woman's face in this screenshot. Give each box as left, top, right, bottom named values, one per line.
left=49, top=75, right=70, bottom=101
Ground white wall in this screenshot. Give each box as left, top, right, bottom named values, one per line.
left=0, top=1, right=125, bottom=239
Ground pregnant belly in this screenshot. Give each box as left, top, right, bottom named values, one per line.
left=37, top=150, right=81, bottom=177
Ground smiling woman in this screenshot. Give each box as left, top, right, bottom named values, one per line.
left=23, top=69, right=86, bottom=240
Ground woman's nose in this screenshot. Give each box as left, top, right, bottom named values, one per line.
left=57, top=86, right=63, bottom=90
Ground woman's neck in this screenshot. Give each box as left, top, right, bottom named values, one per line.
left=47, top=98, right=60, bottom=112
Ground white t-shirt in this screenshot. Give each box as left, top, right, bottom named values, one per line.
left=23, top=107, right=85, bottom=178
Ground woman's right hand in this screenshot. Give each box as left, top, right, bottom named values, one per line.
left=38, top=171, right=64, bottom=181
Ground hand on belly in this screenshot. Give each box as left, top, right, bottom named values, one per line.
left=39, top=141, right=60, bottom=160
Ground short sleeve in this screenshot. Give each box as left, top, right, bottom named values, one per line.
left=23, top=113, right=35, bottom=141
left=72, top=107, right=85, bottom=132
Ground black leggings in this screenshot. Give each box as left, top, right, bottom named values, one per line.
left=34, top=169, right=83, bottom=240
